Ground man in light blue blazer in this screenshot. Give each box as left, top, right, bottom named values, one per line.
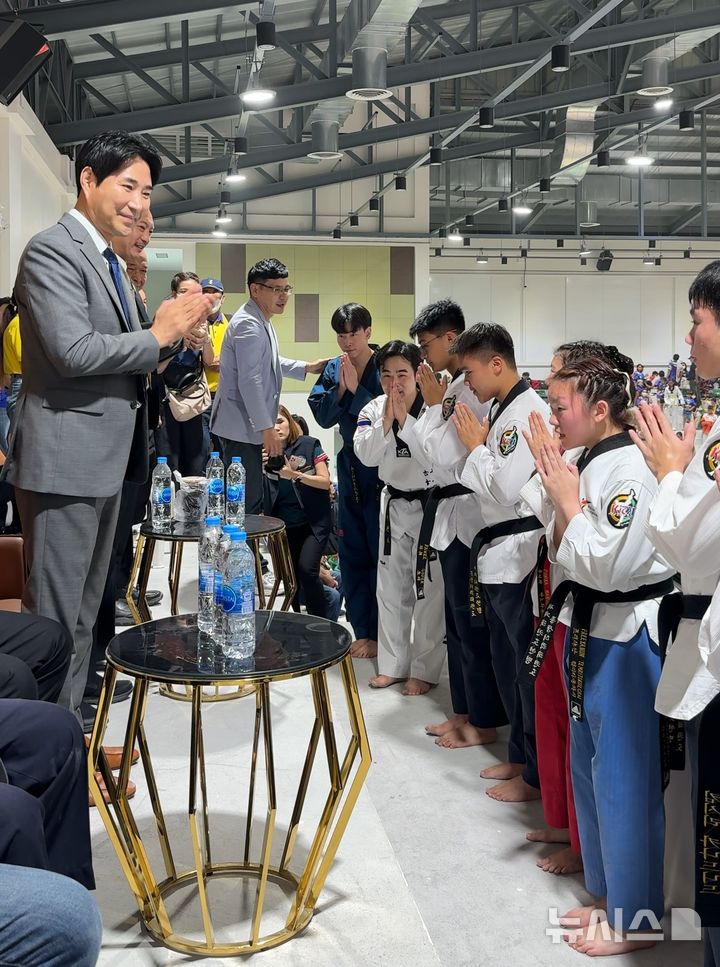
left=211, top=257, right=326, bottom=514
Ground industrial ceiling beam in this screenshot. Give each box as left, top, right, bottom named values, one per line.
left=52, top=5, right=720, bottom=145
left=15, top=0, right=259, bottom=40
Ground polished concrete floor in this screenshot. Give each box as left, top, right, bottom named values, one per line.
left=94, top=539, right=702, bottom=966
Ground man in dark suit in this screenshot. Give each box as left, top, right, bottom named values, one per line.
left=2, top=131, right=213, bottom=721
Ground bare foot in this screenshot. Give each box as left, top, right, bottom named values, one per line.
left=435, top=723, right=497, bottom=748
left=425, top=713, right=468, bottom=737
left=351, top=638, right=378, bottom=659
left=369, top=675, right=404, bottom=689
left=565, top=915, right=659, bottom=957
left=527, top=826, right=571, bottom=845
left=560, top=900, right=606, bottom=929
left=537, top=846, right=583, bottom=876
left=480, top=762, right=523, bottom=781
left=403, top=678, right=433, bottom=696
left=486, top=774, right=542, bottom=802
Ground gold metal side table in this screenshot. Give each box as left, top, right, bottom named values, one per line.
left=88, top=611, right=371, bottom=957
left=126, top=514, right=296, bottom=624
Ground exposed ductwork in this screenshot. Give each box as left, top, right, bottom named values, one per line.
left=303, top=0, right=422, bottom=149
left=549, top=102, right=601, bottom=186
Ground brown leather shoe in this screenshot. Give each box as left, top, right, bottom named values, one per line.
left=85, top=736, right=140, bottom=771
left=90, top=772, right=136, bottom=806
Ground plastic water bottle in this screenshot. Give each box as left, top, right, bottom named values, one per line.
left=151, top=457, right=174, bottom=532
left=221, top=531, right=255, bottom=660
left=225, top=456, right=246, bottom=528
left=206, top=451, right=225, bottom=520
left=198, top=516, right=222, bottom=632
left=213, top=525, right=241, bottom=643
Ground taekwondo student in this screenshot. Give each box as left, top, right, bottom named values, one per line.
left=450, top=323, right=549, bottom=803
left=525, top=341, right=632, bottom=874
left=308, top=303, right=382, bottom=658
left=524, top=356, right=674, bottom=957
left=632, top=261, right=720, bottom=965
left=353, top=340, right=445, bottom=695
left=403, top=300, right=507, bottom=748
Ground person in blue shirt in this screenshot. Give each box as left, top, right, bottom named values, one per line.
left=308, top=304, right=382, bottom=658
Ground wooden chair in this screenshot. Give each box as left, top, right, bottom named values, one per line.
left=0, top=534, right=25, bottom=612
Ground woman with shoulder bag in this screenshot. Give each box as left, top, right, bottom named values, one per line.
left=156, top=272, right=210, bottom=476
left=263, top=407, right=332, bottom=618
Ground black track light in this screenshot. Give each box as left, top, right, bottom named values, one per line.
left=349, top=213, right=359, bottom=227
left=596, top=149, right=610, bottom=168
left=333, top=227, right=342, bottom=240
left=551, top=44, right=570, bottom=73
left=556, top=239, right=565, bottom=248
left=498, top=198, right=509, bottom=213
left=478, top=106, right=495, bottom=129
left=369, top=197, right=380, bottom=211
left=679, top=110, right=695, bottom=132
left=395, top=174, right=407, bottom=191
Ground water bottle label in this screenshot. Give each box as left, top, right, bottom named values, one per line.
left=214, top=570, right=223, bottom=604
left=221, top=581, right=255, bottom=614
left=199, top=563, right=214, bottom=593
left=159, top=486, right=172, bottom=504
left=208, top=478, right=224, bottom=496
left=227, top=484, right=244, bottom=502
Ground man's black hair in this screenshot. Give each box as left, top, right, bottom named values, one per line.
left=409, top=299, right=465, bottom=338
left=689, top=261, right=720, bottom=324
left=376, top=339, right=422, bottom=372
left=331, top=303, right=372, bottom=334
left=451, top=322, right=516, bottom=368
left=75, top=131, right=162, bottom=194
left=247, top=258, right=288, bottom=287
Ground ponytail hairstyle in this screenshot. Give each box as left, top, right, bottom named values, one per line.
left=552, top=355, right=635, bottom=430
left=554, top=340, right=634, bottom=377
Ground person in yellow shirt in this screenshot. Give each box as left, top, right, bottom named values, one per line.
left=200, top=277, right=228, bottom=455
left=1, top=305, right=22, bottom=429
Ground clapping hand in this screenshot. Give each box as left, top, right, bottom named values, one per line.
left=452, top=403, right=490, bottom=452
left=340, top=354, right=359, bottom=393
left=535, top=444, right=580, bottom=512
left=523, top=410, right=561, bottom=461
left=392, top=386, right=408, bottom=428
left=630, top=401, right=695, bottom=481
left=416, top=362, right=448, bottom=407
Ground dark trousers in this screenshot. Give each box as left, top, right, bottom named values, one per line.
left=286, top=523, right=328, bottom=618
left=438, top=539, right=507, bottom=729
left=219, top=439, right=263, bottom=515
left=337, top=451, right=379, bottom=641
left=687, top=705, right=720, bottom=961
left=0, top=612, right=71, bottom=703
left=483, top=573, right=539, bottom=788
left=0, top=699, right=94, bottom=889
left=202, top=403, right=222, bottom=459
left=156, top=402, right=206, bottom=477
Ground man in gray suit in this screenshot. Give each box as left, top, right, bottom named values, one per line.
left=211, top=257, right=326, bottom=514
left=3, top=131, right=213, bottom=720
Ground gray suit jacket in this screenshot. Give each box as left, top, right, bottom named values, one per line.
left=3, top=212, right=160, bottom=497
left=210, top=298, right=306, bottom=445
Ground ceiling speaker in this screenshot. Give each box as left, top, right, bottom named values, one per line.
left=596, top=248, right=613, bottom=272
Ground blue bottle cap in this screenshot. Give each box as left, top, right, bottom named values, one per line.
left=237, top=531, right=247, bottom=541
left=231, top=456, right=242, bottom=463
left=229, top=532, right=244, bottom=542
left=210, top=451, right=220, bottom=458
left=205, top=516, right=222, bottom=525
left=222, top=524, right=241, bottom=533
left=157, top=456, right=168, bottom=464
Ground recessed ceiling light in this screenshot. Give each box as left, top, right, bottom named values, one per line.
left=212, top=228, right=228, bottom=238
left=240, top=86, right=276, bottom=106
left=448, top=228, right=463, bottom=242
left=513, top=202, right=532, bottom=215
left=627, top=149, right=654, bottom=167
left=654, top=97, right=673, bottom=111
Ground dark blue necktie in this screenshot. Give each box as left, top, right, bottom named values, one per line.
left=103, top=247, right=132, bottom=331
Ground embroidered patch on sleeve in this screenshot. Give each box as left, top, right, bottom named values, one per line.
left=498, top=425, right=518, bottom=456
left=441, top=395, right=457, bottom=421
left=606, top=489, right=637, bottom=528
left=703, top=440, right=720, bottom=480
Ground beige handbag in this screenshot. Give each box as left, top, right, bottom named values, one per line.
left=166, top=373, right=211, bottom=422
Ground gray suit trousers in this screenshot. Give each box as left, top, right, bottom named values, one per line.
left=15, top=488, right=122, bottom=722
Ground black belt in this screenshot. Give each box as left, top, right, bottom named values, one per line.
left=695, top=690, right=720, bottom=926
left=657, top=590, right=711, bottom=788
left=524, top=577, right=675, bottom=721
left=384, top=485, right=428, bottom=556
left=415, top=483, right=472, bottom=599
left=468, top=516, right=542, bottom=625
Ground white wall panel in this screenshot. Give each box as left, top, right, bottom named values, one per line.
left=524, top=275, right=566, bottom=365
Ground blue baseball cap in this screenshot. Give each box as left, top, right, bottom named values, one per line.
left=200, top=278, right=224, bottom=293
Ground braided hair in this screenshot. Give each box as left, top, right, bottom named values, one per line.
left=555, top=340, right=634, bottom=377
left=552, top=355, right=635, bottom=430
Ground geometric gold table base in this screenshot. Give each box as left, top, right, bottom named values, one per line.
left=88, top=654, right=371, bottom=956
left=157, top=681, right=257, bottom=702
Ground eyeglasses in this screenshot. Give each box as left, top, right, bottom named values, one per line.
left=417, top=333, right=443, bottom=355
left=255, top=282, right=294, bottom=295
